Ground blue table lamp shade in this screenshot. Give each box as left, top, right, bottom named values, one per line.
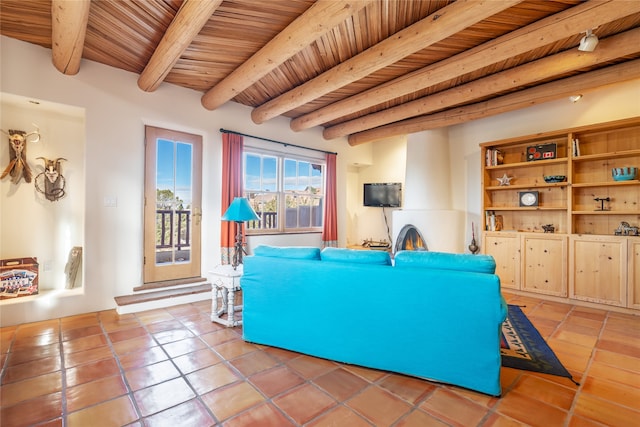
left=222, top=197, right=259, bottom=268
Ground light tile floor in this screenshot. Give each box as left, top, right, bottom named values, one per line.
left=1, top=292, right=639, bottom=426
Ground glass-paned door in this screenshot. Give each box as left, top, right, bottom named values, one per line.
left=144, top=126, right=202, bottom=283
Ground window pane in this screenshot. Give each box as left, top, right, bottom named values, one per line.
left=245, top=154, right=261, bottom=191
left=175, top=142, right=192, bottom=261
left=246, top=192, right=278, bottom=230
left=285, top=195, right=300, bottom=228
left=298, top=196, right=312, bottom=228
left=311, top=163, right=323, bottom=192
left=284, top=159, right=297, bottom=191
left=312, top=197, right=323, bottom=227
left=155, top=139, right=192, bottom=264
left=263, top=156, right=277, bottom=191
left=285, top=194, right=318, bottom=229
left=298, top=161, right=310, bottom=191
left=176, top=143, right=193, bottom=208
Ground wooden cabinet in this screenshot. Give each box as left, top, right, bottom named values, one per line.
left=483, top=232, right=567, bottom=296
left=569, top=235, right=627, bottom=307
left=522, top=234, right=567, bottom=297
left=481, top=117, right=639, bottom=310
left=483, top=232, right=520, bottom=290
left=628, top=239, right=640, bottom=310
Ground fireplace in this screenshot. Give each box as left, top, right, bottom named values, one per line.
left=392, top=209, right=464, bottom=254
left=390, top=129, right=465, bottom=254
left=394, top=224, right=427, bottom=253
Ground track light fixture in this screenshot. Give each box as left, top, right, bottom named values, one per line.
left=578, top=29, right=599, bottom=52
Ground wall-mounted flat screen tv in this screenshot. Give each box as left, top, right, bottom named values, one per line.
left=363, top=182, right=402, bottom=207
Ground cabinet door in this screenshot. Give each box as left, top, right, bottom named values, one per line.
left=628, top=240, right=640, bottom=310
left=570, top=236, right=627, bottom=307
left=522, top=234, right=567, bottom=297
left=483, top=233, right=520, bottom=290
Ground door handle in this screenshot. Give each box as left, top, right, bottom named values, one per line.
left=193, top=207, right=202, bottom=225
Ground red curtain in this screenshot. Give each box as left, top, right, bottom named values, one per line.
left=220, top=133, right=243, bottom=264
left=322, top=153, right=338, bottom=248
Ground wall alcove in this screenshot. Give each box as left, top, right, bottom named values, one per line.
left=1, top=93, right=86, bottom=302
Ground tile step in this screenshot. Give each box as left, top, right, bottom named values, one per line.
left=114, top=283, right=212, bottom=315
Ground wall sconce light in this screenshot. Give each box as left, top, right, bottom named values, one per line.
left=578, top=29, right=599, bottom=52
left=569, top=95, right=583, bottom=103
left=221, top=197, right=259, bottom=269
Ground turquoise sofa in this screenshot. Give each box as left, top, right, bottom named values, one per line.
left=241, top=246, right=507, bottom=396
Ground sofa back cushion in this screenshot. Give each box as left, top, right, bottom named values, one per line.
left=321, top=247, right=392, bottom=265
left=394, top=250, right=496, bottom=274
left=253, top=245, right=321, bottom=260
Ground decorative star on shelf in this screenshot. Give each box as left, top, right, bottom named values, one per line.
left=497, top=173, right=513, bottom=186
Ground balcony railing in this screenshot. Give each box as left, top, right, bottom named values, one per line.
left=247, top=211, right=278, bottom=230
left=247, top=207, right=322, bottom=231
left=156, top=209, right=191, bottom=250
left=155, top=207, right=319, bottom=251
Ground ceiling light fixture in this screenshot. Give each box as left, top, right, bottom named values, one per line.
left=569, top=95, right=583, bottom=103
left=578, top=29, right=599, bottom=52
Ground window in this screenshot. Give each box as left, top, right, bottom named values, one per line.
left=243, top=149, right=324, bottom=233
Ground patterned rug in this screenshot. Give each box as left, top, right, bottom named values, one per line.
left=501, top=305, right=577, bottom=384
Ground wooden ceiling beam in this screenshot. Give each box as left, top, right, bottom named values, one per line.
left=324, top=28, right=640, bottom=140
left=251, top=0, right=521, bottom=125
left=200, top=0, right=372, bottom=111
left=292, top=0, right=640, bottom=133
left=51, top=0, right=91, bottom=75
left=347, top=60, right=640, bottom=146
left=138, top=0, right=222, bottom=92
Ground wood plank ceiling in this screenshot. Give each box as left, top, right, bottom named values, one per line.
left=1, top=0, right=639, bottom=145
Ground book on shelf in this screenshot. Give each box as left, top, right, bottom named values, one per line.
left=484, top=211, right=504, bottom=232
left=485, top=149, right=504, bottom=166
left=486, top=211, right=495, bottom=231
left=572, top=138, right=580, bottom=157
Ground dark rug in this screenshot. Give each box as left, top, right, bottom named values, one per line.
left=501, top=305, right=577, bottom=384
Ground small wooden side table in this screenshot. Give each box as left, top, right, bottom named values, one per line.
left=209, top=264, right=243, bottom=327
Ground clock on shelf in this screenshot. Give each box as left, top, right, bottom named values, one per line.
left=519, top=191, right=539, bottom=207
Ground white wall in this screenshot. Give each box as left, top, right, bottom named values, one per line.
left=448, top=79, right=640, bottom=248
left=0, top=36, right=370, bottom=326
left=348, top=137, right=406, bottom=245
left=404, top=129, right=451, bottom=209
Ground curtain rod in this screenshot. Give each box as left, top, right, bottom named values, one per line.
left=219, top=128, right=337, bottom=155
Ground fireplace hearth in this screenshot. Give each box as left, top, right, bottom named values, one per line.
left=394, top=224, right=428, bottom=253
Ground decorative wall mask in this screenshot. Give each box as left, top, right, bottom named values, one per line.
left=1, top=126, right=40, bottom=184
left=35, top=157, right=67, bottom=201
